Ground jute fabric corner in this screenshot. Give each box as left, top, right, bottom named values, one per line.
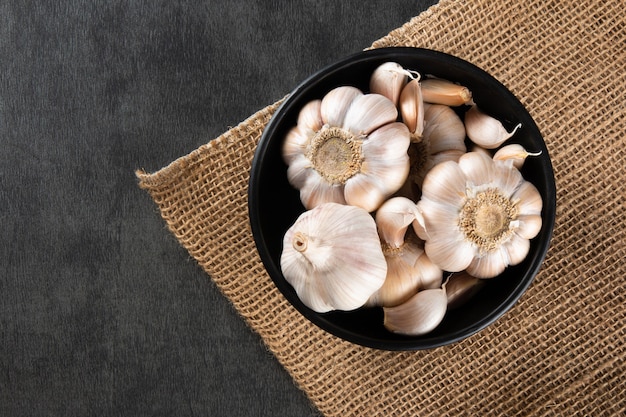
left=137, top=0, right=626, bottom=415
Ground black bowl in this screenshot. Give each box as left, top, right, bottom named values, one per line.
left=248, top=47, right=556, bottom=350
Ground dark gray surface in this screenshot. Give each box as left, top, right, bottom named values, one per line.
left=1, top=1, right=437, bottom=415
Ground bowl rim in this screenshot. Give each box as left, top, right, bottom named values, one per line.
left=248, top=46, right=556, bottom=350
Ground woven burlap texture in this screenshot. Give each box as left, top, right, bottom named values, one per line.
left=137, top=0, right=626, bottom=415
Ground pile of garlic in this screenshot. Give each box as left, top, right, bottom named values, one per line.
left=279, top=61, right=543, bottom=336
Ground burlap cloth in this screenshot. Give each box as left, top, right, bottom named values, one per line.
left=136, top=0, right=625, bottom=415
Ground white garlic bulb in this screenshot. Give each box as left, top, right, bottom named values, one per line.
left=420, top=78, right=474, bottom=106
left=366, top=197, right=443, bottom=307
left=465, top=105, right=522, bottom=149
left=416, top=151, right=543, bottom=278
left=280, top=203, right=387, bottom=313
left=282, top=86, right=411, bottom=212
left=383, top=287, right=448, bottom=336
left=369, top=61, right=412, bottom=106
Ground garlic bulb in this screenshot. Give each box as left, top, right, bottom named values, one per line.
left=399, top=78, right=425, bottom=141
left=493, top=144, right=542, bottom=169
left=366, top=197, right=443, bottom=307
left=369, top=62, right=412, bottom=106
left=280, top=203, right=387, bottom=313
left=420, top=78, right=474, bottom=106
left=406, top=103, right=467, bottom=188
left=445, top=271, right=485, bottom=309
left=416, top=151, right=543, bottom=278
left=282, top=86, right=411, bottom=212
left=465, top=105, right=522, bottom=149
left=383, top=287, right=448, bottom=336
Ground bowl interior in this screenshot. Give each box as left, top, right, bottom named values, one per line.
left=249, top=47, right=556, bottom=350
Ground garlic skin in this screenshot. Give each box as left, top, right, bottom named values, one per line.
left=282, top=86, right=411, bottom=212
left=407, top=103, right=467, bottom=188
left=369, top=62, right=411, bottom=106
left=465, top=105, right=522, bottom=149
left=420, top=78, right=474, bottom=106
left=280, top=203, right=387, bottom=313
left=366, top=197, right=443, bottom=307
left=383, top=287, right=448, bottom=336
left=493, top=144, right=542, bottom=169
left=416, top=151, right=543, bottom=278
left=399, top=78, right=425, bottom=141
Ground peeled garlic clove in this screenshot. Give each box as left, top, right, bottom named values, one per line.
left=369, top=62, right=412, bottom=106
left=399, top=78, right=425, bottom=141
left=493, top=144, right=542, bottom=169
left=445, top=271, right=485, bottom=309
left=420, top=78, right=474, bottom=106
left=383, top=287, right=447, bottom=336
left=465, top=105, right=522, bottom=149
left=280, top=203, right=387, bottom=313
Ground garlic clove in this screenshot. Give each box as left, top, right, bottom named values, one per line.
left=420, top=78, right=474, bottom=106
left=369, top=61, right=411, bottom=106
left=344, top=155, right=409, bottom=212
left=344, top=123, right=411, bottom=212
left=419, top=160, right=467, bottom=207
left=415, top=251, right=444, bottom=290
left=342, top=93, right=398, bottom=136
left=465, top=105, right=522, bottom=149
left=280, top=203, right=387, bottom=313
left=503, top=232, right=531, bottom=266
left=375, top=196, right=421, bottom=248
left=512, top=180, right=543, bottom=215
left=445, top=271, right=485, bottom=309
left=296, top=98, right=324, bottom=134
left=362, top=122, right=412, bottom=160
left=422, top=103, right=466, bottom=153
left=285, top=153, right=314, bottom=190
left=320, top=86, right=362, bottom=127
left=282, top=127, right=311, bottom=166
left=458, top=150, right=496, bottom=187
left=423, top=226, right=476, bottom=272
left=515, top=213, right=543, bottom=239
left=493, top=144, right=542, bottom=169
left=399, top=78, right=425, bottom=140
left=296, top=171, right=347, bottom=209
left=383, top=287, right=448, bottom=336
left=466, top=247, right=509, bottom=278
left=282, top=99, right=322, bottom=165
left=366, top=238, right=427, bottom=308
left=492, top=157, right=525, bottom=196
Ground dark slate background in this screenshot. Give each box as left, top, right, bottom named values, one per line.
left=1, top=1, right=437, bottom=415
